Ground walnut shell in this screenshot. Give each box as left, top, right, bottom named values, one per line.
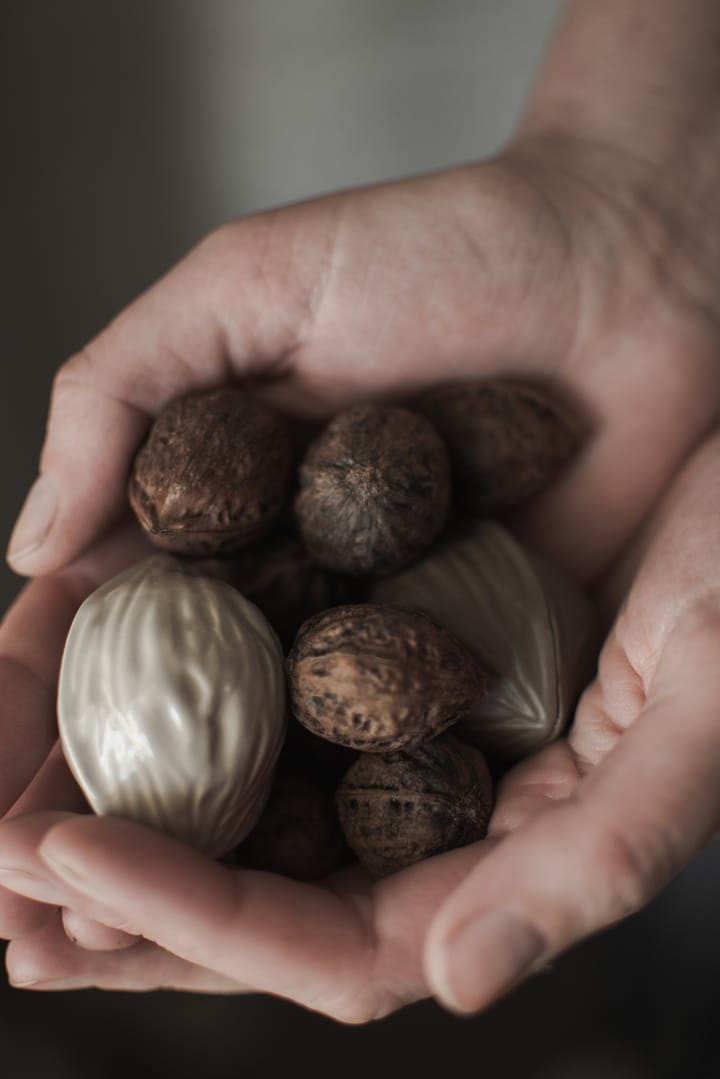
left=247, top=769, right=346, bottom=881
left=194, top=531, right=363, bottom=650
left=414, top=378, right=582, bottom=514
left=294, top=404, right=450, bottom=576
left=286, top=603, right=489, bottom=752
left=58, top=555, right=287, bottom=857
left=335, top=734, right=493, bottom=878
left=128, top=387, right=294, bottom=556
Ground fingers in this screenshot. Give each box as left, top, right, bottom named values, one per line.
left=45, top=817, right=386, bottom=1019
left=425, top=612, right=720, bottom=1014
left=0, top=808, right=499, bottom=1016
left=0, top=577, right=82, bottom=814
left=1, top=812, right=376, bottom=1018
left=0, top=808, right=495, bottom=1019
left=6, top=921, right=244, bottom=993
left=6, top=211, right=331, bottom=577
left=0, top=520, right=149, bottom=817
left=59, top=910, right=142, bottom=952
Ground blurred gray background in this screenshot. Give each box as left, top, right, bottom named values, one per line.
left=3, top=2, right=720, bottom=1077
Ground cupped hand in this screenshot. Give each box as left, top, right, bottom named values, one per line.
left=3, top=130, right=720, bottom=1016
left=3, top=431, right=720, bottom=1017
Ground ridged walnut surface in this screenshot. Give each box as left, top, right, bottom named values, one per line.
left=286, top=603, right=488, bottom=752
left=335, top=733, right=493, bottom=879
left=415, top=378, right=581, bottom=514
left=128, top=387, right=293, bottom=556
left=294, top=404, right=451, bottom=576
left=372, top=521, right=596, bottom=761
left=58, top=555, right=287, bottom=857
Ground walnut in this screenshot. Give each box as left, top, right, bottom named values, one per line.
left=128, top=387, right=294, bottom=556
left=194, top=531, right=363, bottom=650
left=294, top=404, right=451, bottom=576
left=414, top=378, right=582, bottom=514
left=247, top=768, right=346, bottom=881
left=335, top=733, right=493, bottom=878
left=286, top=603, right=489, bottom=752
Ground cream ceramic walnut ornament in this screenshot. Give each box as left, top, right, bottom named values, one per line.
left=58, top=555, right=287, bottom=857
left=372, top=521, right=596, bottom=762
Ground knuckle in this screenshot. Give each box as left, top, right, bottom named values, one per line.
left=49, top=346, right=99, bottom=405
left=591, top=823, right=662, bottom=920
left=314, top=982, right=412, bottom=1025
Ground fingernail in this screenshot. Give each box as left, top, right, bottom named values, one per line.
left=11, top=976, right=87, bottom=991
left=7, top=475, right=58, bottom=566
left=431, top=908, right=546, bottom=1015
left=0, top=867, right=66, bottom=907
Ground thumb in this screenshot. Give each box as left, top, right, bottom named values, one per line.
left=424, top=612, right=720, bottom=1014
left=6, top=211, right=328, bottom=576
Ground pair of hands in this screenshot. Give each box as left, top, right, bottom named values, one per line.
left=2, top=128, right=720, bottom=1021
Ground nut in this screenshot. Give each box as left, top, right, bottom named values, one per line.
left=129, top=387, right=294, bottom=556
left=286, top=603, right=489, bottom=752
left=195, top=530, right=363, bottom=650
left=414, top=378, right=582, bottom=513
left=335, top=733, right=493, bottom=878
left=294, top=404, right=451, bottom=575
left=58, top=555, right=287, bottom=857
left=247, top=768, right=346, bottom=881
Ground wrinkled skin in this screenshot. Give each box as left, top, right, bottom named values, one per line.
left=3, top=123, right=720, bottom=1019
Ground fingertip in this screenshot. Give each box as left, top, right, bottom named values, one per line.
left=424, top=907, right=547, bottom=1015
left=6, top=475, right=59, bottom=575
left=61, top=908, right=140, bottom=951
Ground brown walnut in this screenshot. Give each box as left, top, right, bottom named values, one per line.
left=414, top=378, right=582, bottom=514
left=294, top=404, right=451, bottom=576
left=128, top=387, right=294, bottom=556
left=247, top=768, right=346, bottom=881
left=335, top=733, right=493, bottom=879
left=194, top=530, right=363, bottom=650
left=286, top=603, right=489, bottom=752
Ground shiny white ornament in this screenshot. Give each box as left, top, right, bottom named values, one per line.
left=58, top=555, right=287, bottom=857
left=372, top=522, right=596, bottom=762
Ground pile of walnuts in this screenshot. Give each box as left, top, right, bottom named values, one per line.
left=127, top=380, right=583, bottom=879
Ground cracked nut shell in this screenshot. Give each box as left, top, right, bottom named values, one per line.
left=335, top=733, right=493, bottom=878
left=294, top=403, right=451, bottom=575
left=129, top=387, right=294, bottom=556
left=286, top=603, right=489, bottom=752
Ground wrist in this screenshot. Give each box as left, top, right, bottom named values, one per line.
left=520, top=0, right=720, bottom=173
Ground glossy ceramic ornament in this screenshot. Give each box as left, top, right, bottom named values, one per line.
left=58, top=555, right=287, bottom=856
left=371, top=521, right=596, bottom=762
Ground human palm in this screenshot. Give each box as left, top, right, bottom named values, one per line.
left=2, top=134, right=720, bottom=1017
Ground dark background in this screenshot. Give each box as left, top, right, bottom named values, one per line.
left=3, top=3, right=720, bottom=1076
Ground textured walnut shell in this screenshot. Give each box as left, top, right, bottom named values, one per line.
left=294, top=404, right=451, bottom=576
left=335, top=734, right=493, bottom=878
left=247, top=769, right=346, bottom=881
left=286, top=603, right=489, bottom=752
left=414, top=379, right=582, bottom=514
left=194, top=531, right=362, bottom=650
left=372, top=521, right=596, bottom=762
left=128, top=387, right=294, bottom=556
left=58, top=555, right=287, bottom=857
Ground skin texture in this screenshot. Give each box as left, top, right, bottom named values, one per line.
left=3, top=0, right=720, bottom=1020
